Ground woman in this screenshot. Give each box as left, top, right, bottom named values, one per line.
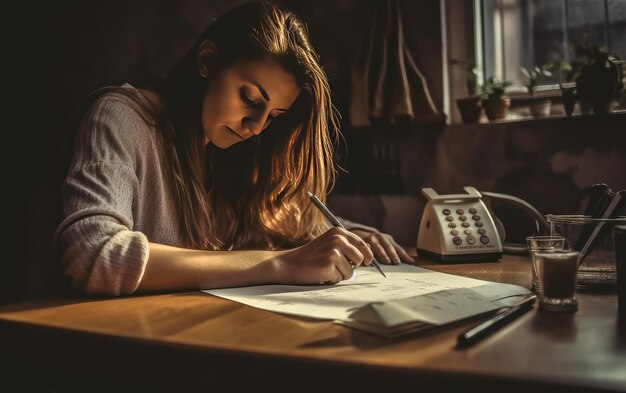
left=55, top=2, right=414, bottom=296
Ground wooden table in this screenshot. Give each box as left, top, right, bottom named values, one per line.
left=1, top=254, right=624, bottom=392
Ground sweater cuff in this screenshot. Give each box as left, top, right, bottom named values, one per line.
left=58, top=216, right=149, bottom=296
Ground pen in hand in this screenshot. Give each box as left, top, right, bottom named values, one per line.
left=307, top=191, right=386, bottom=278
left=456, top=294, right=537, bottom=348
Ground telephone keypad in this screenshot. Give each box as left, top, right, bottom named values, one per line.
left=441, top=205, right=492, bottom=247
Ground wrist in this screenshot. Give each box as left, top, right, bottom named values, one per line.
left=263, top=249, right=290, bottom=284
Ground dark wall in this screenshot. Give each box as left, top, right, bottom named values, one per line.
left=6, top=2, right=60, bottom=305
left=328, top=115, right=626, bottom=247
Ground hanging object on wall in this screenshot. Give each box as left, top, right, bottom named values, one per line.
left=349, top=0, right=443, bottom=127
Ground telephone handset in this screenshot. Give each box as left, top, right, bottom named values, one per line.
left=417, top=186, right=549, bottom=263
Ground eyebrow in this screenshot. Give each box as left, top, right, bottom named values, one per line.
left=251, top=81, right=289, bottom=112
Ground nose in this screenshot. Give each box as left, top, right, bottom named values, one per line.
left=243, top=112, right=270, bottom=136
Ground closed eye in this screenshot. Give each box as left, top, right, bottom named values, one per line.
left=240, top=86, right=287, bottom=127
left=240, top=87, right=260, bottom=106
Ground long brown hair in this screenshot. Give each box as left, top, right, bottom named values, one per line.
left=159, top=2, right=340, bottom=250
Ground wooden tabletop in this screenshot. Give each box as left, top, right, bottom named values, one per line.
left=1, top=254, right=625, bottom=392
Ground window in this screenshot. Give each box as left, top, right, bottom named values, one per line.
left=477, top=0, right=626, bottom=93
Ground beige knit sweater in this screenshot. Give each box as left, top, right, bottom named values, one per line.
left=55, top=85, right=376, bottom=296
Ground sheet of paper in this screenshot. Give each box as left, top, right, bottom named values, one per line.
left=334, top=318, right=434, bottom=338
left=350, top=287, right=502, bottom=326
left=203, top=264, right=530, bottom=324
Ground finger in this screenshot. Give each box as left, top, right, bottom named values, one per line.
left=330, top=227, right=373, bottom=261
left=323, top=235, right=362, bottom=276
left=342, top=230, right=374, bottom=264
left=379, top=239, right=402, bottom=265
left=334, top=259, right=354, bottom=281
left=331, top=235, right=366, bottom=267
left=372, top=243, right=392, bottom=264
left=319, top=261, right=344, bottom=285
left=382, top=236, right=416, bottom=264
left=396, top=244, right=416, bottom=264
left=360, top=243, right=373, bottom=266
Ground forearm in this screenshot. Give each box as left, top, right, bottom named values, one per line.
left=137, top=242, right=287, bottom=293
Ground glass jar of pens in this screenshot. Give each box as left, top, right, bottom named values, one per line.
left=546, top=214, right=626, bottom=292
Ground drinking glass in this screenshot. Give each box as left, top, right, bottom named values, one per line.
left=536, top=250, right=580, bottom=312
left=526, top=235, right=565, bottom=292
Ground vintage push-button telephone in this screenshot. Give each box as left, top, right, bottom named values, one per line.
left=417, top=186, right=550, bottom=262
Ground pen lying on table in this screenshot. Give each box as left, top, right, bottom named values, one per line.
left=456, top=294, right=537, bottom=348
left=307, top=191, right=386, bottom=278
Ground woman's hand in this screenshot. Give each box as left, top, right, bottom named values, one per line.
left=271, top=227, right=374, bottom=285
left=350, top=229, right=415, bottom=265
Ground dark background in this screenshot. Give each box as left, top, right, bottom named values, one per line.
left=4, top=0, right=626, bottom=305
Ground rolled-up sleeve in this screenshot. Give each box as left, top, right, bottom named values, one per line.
left=57, top=215, right=148, bottom=295
left=54, top=95, right=151, bottom=296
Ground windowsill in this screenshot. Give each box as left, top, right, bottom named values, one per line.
left=449, top=109, right=626, bottom=127
left=506, top=84, right=569, bottom=102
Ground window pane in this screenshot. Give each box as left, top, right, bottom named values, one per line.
left=608, top=0, right=626, bottom=58
left=568, top=0, right=607, bottom=52
left=478, top=0, right=620, bottom=92
left=528, top=0, right=565, bottom=84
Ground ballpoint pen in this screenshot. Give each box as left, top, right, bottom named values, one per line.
left=456, top=294, right=537, bottom=348
left=307, top=191, right=386, bottom=278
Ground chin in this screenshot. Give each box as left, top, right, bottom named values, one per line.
left=206, top=126, right=246, bottom=149
left=209, top=139, right=240, bottom=149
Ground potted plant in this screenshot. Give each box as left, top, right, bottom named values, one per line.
left=571, top=44, right=625, bottom=115
left=451, top=59, right=483, bottom=124
left=559, top=82, right=578, bottom=116
left=480, top=77, right=512, bottom=121
left=521, top=65, right=553, bottom=118
left=545, top=58, right=576, bottom=116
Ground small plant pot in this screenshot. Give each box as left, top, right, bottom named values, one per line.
left=456, top=96, right=483, bottom=124
left=561, top=87, right=577, bottom=116
left=529, top=99, right=552, bottom=118
left=483, top=97, right=511, bottom=121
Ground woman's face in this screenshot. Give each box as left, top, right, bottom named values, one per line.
left=201, top=57, right=301, bottom=148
